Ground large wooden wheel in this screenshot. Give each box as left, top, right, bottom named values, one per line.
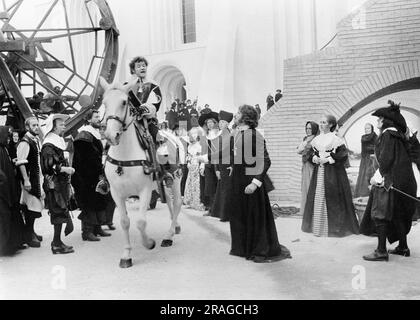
left=0, top=0, right=119, bottom=135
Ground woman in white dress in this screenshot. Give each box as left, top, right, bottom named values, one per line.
left=183, top=128, right=205, bottom=211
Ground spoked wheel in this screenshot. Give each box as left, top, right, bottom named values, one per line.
left=0, top=0, right=118, bottom=135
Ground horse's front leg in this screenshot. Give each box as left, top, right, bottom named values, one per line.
left=113, top=194, right=132, bottom=268
left=162, top=177, right=182, bottom=247
left=136, top=185, right=156, bottom=251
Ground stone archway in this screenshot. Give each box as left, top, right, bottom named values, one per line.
left=260, top=0, right=420, bottom=203
left=150, top=65, right=187, bottom=120
left=340, top=89, right=420, bottom=137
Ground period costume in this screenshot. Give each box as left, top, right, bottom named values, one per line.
left=297, top=122, right=319, bottom=214
left=302, top=131, right=359, bottom=237
left=229, top=125, right=291, bottom=262
left=166, top=105, right=178, bottom=131
left=198, top=111, right=220, bottom=212
left=354, top=128, right=377, bottom=198
left=0, top=126, right=25, bottom=256
left=15, top=130, right=44, bottom=246
left=189, top=108, right=200, bottom=128
left=128, top=79, right=162, bottom=141
left=210, top=111, right=234, bottom=222
left=361, top=102, right=416, bottom=261
left=184, top=141, right=205, bottom=210
left=72, top=124, right=110, bottom=241
left=40, top=114, right=74, bottom=254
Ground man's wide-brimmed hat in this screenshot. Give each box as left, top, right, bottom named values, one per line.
left=218, top=110, right=233, bottom=123
left=372, top=100, right=407, bottom=132
left=42, top=113, right=69, bottom=136
left=198, top=111, right=219, bottom=127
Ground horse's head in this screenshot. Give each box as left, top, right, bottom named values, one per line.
left=100, top=77, right=137, bottom=146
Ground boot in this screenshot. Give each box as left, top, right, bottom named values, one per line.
left=82, top=232, right=100, bottom=241
left=26, top=233, right=41, bottom=248
left=82, top=221, right=100, bottom=241
left=388, top=246, right=410, bottom=257
left=94, top=226, right=111, bottom=237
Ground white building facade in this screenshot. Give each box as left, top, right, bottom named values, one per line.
left=106, top=0, right=367, bottom=120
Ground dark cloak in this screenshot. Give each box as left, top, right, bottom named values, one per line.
left=0, top=127, right=25, bottom=255
left=360, top=130, right=416, bottom=243
left=72, top=130, right=107, bottom=226
left=354, top=131, right=377, bottom=198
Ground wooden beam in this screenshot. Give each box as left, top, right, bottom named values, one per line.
left=20, top=60, right=65, bottom=70
left=0, top=40, right=25, bottom=52
left=0, top=56, right=34, bottom=119
left=0, top=11, right=9, bottom=19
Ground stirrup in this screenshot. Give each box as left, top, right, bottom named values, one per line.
left=163, top=172, right=174, bottom=188
left=143, top=163, right=154, bottom=175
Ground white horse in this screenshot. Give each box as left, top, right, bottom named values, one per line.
left=100, top=77, right=177, bottom=268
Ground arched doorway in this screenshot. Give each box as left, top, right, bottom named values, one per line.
left=151, top=65, right=187, bottom=121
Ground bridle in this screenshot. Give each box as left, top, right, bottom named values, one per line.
left=104, top=90, right=135, bottom=133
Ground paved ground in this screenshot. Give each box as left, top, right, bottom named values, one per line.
left=0, top=202, right=420, bottom=300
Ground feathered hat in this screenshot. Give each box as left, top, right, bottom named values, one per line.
left=372, top=100, right=407, bottom=133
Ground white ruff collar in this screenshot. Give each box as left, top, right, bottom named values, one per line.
left=79, top=125, right=101, bottom=140
left=312, top=132, right=344, bottom=152
left=42, top=132, right=66, bottom=150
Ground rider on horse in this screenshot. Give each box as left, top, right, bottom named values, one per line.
left=126, top=56, right=175, bottom=188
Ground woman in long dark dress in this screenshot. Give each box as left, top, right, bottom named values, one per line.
left=0, top=126, right=25, bottom=256
left=361, top=101, right=416, bottom=261
left=302, top=114, right=359, bottom=237
left=229, top=105, right=291, bottom=263
left=354, top=123, right=377, bottom=198
left=297, top=121, right=319, bottom=214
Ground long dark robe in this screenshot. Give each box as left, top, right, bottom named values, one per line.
left=0, top=127, right=25, bottom=256
left=202, top=134, right=219, bottom=209
left=360, top=130, right=416, bottom=243
left=229, top=128, right=289, bottom=260
left=354, top=132, right=377, bottom=198
left=72, top=130, right=107, bottom=226
left=210, top=129, right=233, bottom=221
left=302, top=143, right=360, bottom=237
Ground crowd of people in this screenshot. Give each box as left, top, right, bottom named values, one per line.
left=1, top=55, right=419, bottom=265
left=297, top=101, right=420, bottom=261
left=0, top=111, right=116, bottom=256
left=163, top=98, right=264, bottom=132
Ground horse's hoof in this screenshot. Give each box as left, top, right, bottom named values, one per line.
left=119, top=258, right=133, bottom=269
left=148, top=240, right=156, bottom=250
left=161, top=239, right=173, bottom=247
left=175, top=226, right=181, bottom=235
